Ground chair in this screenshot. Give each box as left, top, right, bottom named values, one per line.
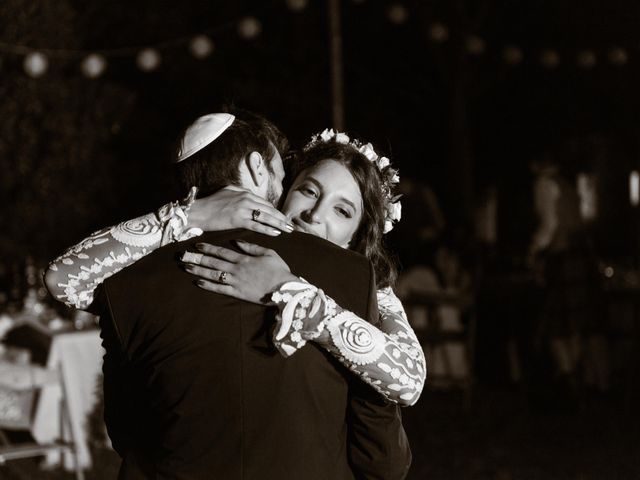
left=0, top=362, right=85, bottom=480
left=402, top=290, right=476, bottom=409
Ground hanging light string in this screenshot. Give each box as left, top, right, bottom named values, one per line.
left=0, top=0, right=288, bottom=77
left=0, top=0, right=635, bottom=78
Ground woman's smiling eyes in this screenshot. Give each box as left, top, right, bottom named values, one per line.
left=298, top=184, right=318, bottom=198
left=297, top=182, right=353, bottom=219
left=335, top=206, right=352, bottom=218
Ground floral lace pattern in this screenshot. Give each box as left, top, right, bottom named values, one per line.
left=272, top=282, right=426, bottom=406
left=46, top=191, right=202, bottom=310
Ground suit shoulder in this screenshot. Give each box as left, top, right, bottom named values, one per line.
left=247, top=231, right=368, bottom=265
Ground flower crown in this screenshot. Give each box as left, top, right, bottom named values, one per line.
left=304, top=128, right=402, bottom=233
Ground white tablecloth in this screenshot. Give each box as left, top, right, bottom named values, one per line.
left=31, top=329, right=104, bottom=470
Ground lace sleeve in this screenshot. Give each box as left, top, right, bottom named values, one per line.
left=44, top=188, right=202, bottom=310
left=271, top=281, right=426, bottom=406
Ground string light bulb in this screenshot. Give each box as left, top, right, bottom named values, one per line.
left=466, top=35, right=486, bottom=55
left=286, top=0, right=308, bottom=11
left=429, top=23, right=449, bottom=43
left=576, top=50, right=596, bottom=69
left=24, top=52, right=48, bottom=77
left=190, top=35, right=214, bottom=59
left=540, top=50, right=560, bottom=68
left=137, top=48, right=161, bottom=72
left=388, top=4, right=409, bottom=25
left=238, top=17, right=262, bottom=40
left=608, top=47, right=628, bottom=66
left=502, top=46, right=523, bottom=65
left=81, top=53, right=107, bottom=78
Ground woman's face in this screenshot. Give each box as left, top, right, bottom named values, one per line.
left=282, top=159, right=363, bottom=248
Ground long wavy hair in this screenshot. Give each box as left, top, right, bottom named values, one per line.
left=286, top=141, right=398, bottom=289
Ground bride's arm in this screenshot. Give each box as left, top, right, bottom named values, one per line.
left=270, top=282, right=425, bottom=406
left=181, top=241, right=426, bottom=406
left=44, top=187, right=293, bottom=310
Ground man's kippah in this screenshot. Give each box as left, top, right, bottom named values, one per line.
left=176, top=113, right=235, bottom=162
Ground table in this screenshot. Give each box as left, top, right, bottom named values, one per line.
left=30, top=329, right=104, bottom=470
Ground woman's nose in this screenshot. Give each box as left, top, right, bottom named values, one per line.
left=302, top=203, right=325, bottom=223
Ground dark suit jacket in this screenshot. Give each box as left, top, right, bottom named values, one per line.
left=98, top=230, right=411, bottom=479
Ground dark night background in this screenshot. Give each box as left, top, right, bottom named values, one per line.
left=2, top=0, right=640, bottom=478
left=3, top=0, right=640, bottom=262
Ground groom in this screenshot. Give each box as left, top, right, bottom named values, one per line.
left=97, top=110, right=411, bottom=479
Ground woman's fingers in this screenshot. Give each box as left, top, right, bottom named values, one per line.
left=241, top=203, right=293, bottom=234
left=194, top=243, right=245, bottom=263
left=180, top=252, right=235, bottom=272
left=241, top=216, right=285, bottom=237
left=235, top=240, right=272, bottom=257
left=194, top=279, right=236, bottom=297
left=183, top=265, right=235, bottom=285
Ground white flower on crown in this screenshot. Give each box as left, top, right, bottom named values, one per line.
left=335, top=132, right=350, bottom=144
left=384, top=219, right=394, bottom=234
left=377, top=156, right=390, bottom=170
left=305, top=128, right=402, bottom=233
left=359, top=143, right=377, bottom=162
left=389, top=201, right=402, bottom=223
left=319, top=129, right=334, bottom=142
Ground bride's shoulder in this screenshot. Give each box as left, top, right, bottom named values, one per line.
left=376, top=286, right=403, bottom=311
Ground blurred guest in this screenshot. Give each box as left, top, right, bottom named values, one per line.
left=529, top=160, right=609, bottom=394
left=389, top=177, right=445, bottom=268
left=398, top=239, right=472, bottom=387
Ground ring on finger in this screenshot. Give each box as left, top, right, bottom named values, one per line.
left=252, top=209, right=261, bottom=222
left=219, top=271, right=228, bottom=284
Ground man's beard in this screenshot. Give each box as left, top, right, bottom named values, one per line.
left=266, top=176, right=281, bottom=207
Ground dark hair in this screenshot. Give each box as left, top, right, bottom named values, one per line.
left=176, top=108, right=288, bottom=198
left=288, top=141, right=398, bottom=289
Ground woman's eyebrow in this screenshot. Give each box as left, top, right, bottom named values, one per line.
left=339, top=197, right=357, bottom=211
left=305, top=175, right=359, bottom=211
left=304, top=176, right=323, bottom=191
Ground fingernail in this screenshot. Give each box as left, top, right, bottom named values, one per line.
left=181, top=252, right=199, bottom=263
left=195, top=243, right=205, bottom=249
left=272, top=229, right=282, bottom=236
left=196, top=279, right=206, bottom=287
left=286, top=223, right=295, bottom=230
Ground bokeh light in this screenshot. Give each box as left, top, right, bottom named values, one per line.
left=576, top=50, right=596, bottom=69
left=286, top=0, right=309, bottom=12
left=136, top=48, right=161, bottom=72
left=190, top=35, right=215, bottom=59
left=388, top=4, right=409, bottom=25
left=502, top=46, right=523, bottom=65
left=238, top=17, right=262, bottom=40
left=540, top=49, right=560, bottom=68
left=429, top=23, right=449, bottom=43
left=81, top=53, right=107, bottom=78
left=466, top=35, right=485, bottom=55
left=23, top=52, right=48, bottom=77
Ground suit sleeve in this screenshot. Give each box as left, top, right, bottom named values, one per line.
left=98, top=286, right=134, bottom=458
left=346, top=263, right=412, bottom=480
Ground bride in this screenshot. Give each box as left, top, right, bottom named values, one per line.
left=45, top=126, right=426, bottom=406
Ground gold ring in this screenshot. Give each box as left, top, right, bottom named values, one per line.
left=252, top=209, right=261, bottom=222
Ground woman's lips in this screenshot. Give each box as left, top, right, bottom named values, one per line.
left=292, top=219, right=321, bottom=238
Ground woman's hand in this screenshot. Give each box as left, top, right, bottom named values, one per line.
left=180, top=241, right=299, bottom=304
left=187, top=186, right=294, bottom=236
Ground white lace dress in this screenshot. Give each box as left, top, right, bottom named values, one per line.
left=46, top=203, right=426, bottom=406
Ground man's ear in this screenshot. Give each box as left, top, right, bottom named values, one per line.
left=246, top=151, right=267, bottom=187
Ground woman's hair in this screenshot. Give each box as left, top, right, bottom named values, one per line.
left=287, top=141, right=398, bottom=289
left=176, top=108, right=288, bottom=198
